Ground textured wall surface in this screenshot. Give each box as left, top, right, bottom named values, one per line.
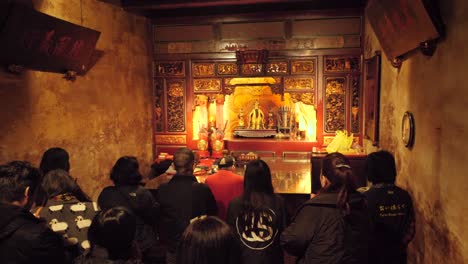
left=0, top=0, right=153, bottom=199
left=363, top=0, right=468, bottom=263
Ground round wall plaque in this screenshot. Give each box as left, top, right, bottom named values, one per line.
left=402, top=111, right=415, bottom=148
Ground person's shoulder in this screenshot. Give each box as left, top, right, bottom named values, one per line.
left=99, top=186, right=117, bottom=196
left=273, top=193, right=285, bottom=204
left=16, top=215, right=62, bottom=243
left=229, top=195, right=242, bottom=205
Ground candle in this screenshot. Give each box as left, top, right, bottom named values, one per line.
left=209, top=116, right=216, bottom=128
left=283, top=111, right=287, bottom=127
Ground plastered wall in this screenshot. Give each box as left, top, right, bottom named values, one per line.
left=363, top=0, right=468, bottom=262
left=0, top=0, right=153, bottom=199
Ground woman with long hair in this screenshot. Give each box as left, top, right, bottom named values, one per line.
left=227, top=159, right=286, bottom=264
left=177, top=216, right=239, bottom=264
left=39, top=169, right=98, bottom=261
left=281, top=152, right=370, bottom=264
left=98, top=156, right=160, bottom=263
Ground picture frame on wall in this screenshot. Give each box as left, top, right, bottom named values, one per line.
left=364, top=51, right=381, bottom=146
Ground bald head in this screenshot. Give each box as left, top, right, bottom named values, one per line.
left=173, top=148, right=195, bottom=175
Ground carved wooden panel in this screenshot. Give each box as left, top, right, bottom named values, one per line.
left=155, top=61, right=185, bottom=76
left=193, top=78, right=222, bottom=93
left=284, top=77, right=314, bottom=91
left=350, top=75, right=361, bottom=134
left=166, top=79, right=186, bottom=132
left=217, top=62, right=238, bottom=75
left=241, top=64, right=263, bottom=75
left=192, top=63, right=215, bottom=77
left=155, top=135, right=187, bottom=145
left=224, top=86, right=235, bottom=95
left=324, top=56, right=360, bottom=73
left=291, top=60, right=315, bottom=74
left=324, top=77, right=346, bottom=133
left=267, top=61, right=288, bottom=74
left=154, top=78, right=165, bottom=132
left=290, top=92, right=315, bottom=106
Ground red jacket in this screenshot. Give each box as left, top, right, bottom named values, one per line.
left=205, top=169, right=244, bottom=220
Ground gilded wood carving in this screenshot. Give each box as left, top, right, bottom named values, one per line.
left=267, top=62, right=288, bottom=74
left=194, top=79, right=222, bottom=92
left=217, top=63, right=238, bottom=75
left=155, top=61, right=185, bottom=76
left=154, top=79, right=164, bottom=132
left=284, top=77, right=314, bottom=91
left=155, top=135, right=187, bottom=145
left=290, top=92, right=315, bottom=106
left=193, top=63, right=215, bottom=77
left=350, top=76, right=360, bottom=134
left=224, top=86, right=235, bottom=95
left=324, top=56, right=360, bottom=73
left=324, top=77, right=346, bottom=133
left=166, top=79, right=185, bottom=132
left=241, top=64, right=263, bottom=75
left=291, top=60, right=315, bottom=74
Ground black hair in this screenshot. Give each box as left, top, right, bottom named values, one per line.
left=177, top=216, right=239, bottom=264
left=173, top=147, right=195, bottom=175
left=0, top=161, right=42, bottom=208
left=366, top=150, right=397, bottom=184
left=237, top=159, right=276, bottom=234
left=41, top=169, right=91, bottom=202
left=88, top=207, right=137, bottom=261
left=110, top=156, right=142, bottom=186
left=321, top=152, right=357, bottom=213
left=39, top=147, right=70, bottom=175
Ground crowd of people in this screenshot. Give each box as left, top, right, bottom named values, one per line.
left=0, top=147, right=415, bottom=264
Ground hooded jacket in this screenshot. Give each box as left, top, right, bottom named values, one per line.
left=0, top=203, right=64, bottom=264
left=281, top=192, right=370, bottom=264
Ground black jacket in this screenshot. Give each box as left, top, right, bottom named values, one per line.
left=281, top=192, right=370, bottom=264
left=157, top=174, right=217, bottom=253
left=98, top=185, right=159, bottom=252
left=0, top=203, right=65, bottom=264
left=365, top=184, right=415, bottom=264
left=227, top=194, right=287, bottom=264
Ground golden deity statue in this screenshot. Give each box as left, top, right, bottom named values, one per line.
left=248, top=100, right=265, bottom=130
left=238, top=108, right=245, bottom=128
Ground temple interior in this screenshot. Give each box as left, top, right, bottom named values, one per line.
left=0, top=0, right=467, bottom=263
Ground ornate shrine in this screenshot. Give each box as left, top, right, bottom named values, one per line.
left=152, top=52, right=362, bottom=158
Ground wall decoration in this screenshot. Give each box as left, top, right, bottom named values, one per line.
left=217, top=63, right=238, bottom=75
left=366, top=0, right=443, bottom=63
left=194, top=78, right=222, bottom=93
left=291, top=60, right=315, bottom=74
left=324, top=56, right=360, bottom=73
left=166, top=79, right=186, bottom=132
left=402, top=111, right=415, bottom=148
left=241, top=64, right=263, bottom=75
left=154, top=78, right=165, bottom=132
left=192, top=63, right=215, bottom=77
left=155, top=61, right=185, bottom=76
left=267, top=61, right=288, bottom=74
left=364, top=52, right=381, bottom=146
left=0, top=4, right=101, bottom=75
left=350, top=76, right=361, bottom=134
left=284, top=77, right=314, bottom=91
left=155, top=135, right=187, bottom=145
left=324, top=77, right=346, bottom=133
